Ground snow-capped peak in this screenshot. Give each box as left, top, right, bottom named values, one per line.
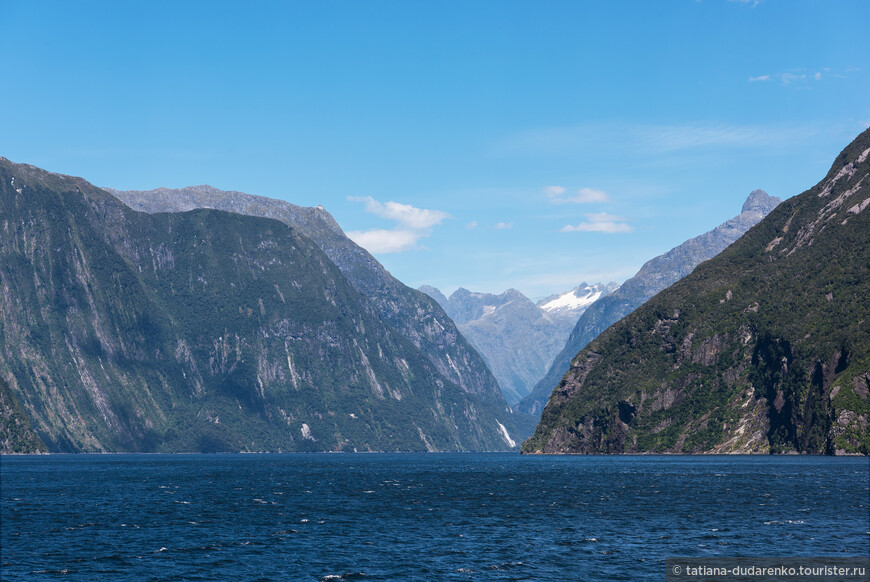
left=537, top=282, right=617, bottom=315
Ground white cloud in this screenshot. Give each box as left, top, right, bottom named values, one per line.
left=561, top=213, right=633, bottom=234
left=548, top=187, right=610, bottom=204
left=348, top=195, right=450, bottom=229
left=544, top=185, right=566, bottom=198
left=749, top=75, right=770, bottom=82
left=577, top=188, right=610, bottom=202
left=495, top=222, right=514, bottom=230
left=347, top=196, right=451, bottom=254
left=346, top=229, right=421, bottom=253
left=466, top=221, right=478, bottom=229
left=814, top=72, right=822, bottom=81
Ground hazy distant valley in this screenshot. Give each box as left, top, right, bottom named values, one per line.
left=419, top=283, right=618, bottom=405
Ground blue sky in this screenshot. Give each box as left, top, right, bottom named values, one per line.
left=2, top=1, right=868, bottom=299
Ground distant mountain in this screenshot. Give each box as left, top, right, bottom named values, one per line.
left=537, top=282, right=619, bottom=318
left=523, top=128, right=870, bottom=455
left=418, top=285, right=448, bottom=307
left=516, top=189, right=782, bottom=416
left=0, top=159, right=519, bottom=452
left=420, top=284, right=616, bottom=406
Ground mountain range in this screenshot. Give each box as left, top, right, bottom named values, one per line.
left=420, top=283, right=617, bottom=405
left=107, top=185, right=506, bottom=405
left=0, top=159, right=522, bottom=453
left=516, top=189, right=782, bottom=416
left=523, top=128, right=870, bottom=455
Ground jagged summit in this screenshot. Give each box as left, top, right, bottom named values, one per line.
left=742, top=189, right=781, bottom=214
left=418, top=285, right=448, bottom=306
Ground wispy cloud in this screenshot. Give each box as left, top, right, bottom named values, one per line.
left=635, top=125, right=805, bottom=151
left=547, top=186, right=609, bottom=204
left=347, top=196, right=451, bottom=253
left=749, top=67, right=852, bottom=86
left=492, top=121, right=818, bottom=158
left=466, top=221, right=478, bottom=229
left=561, top=213, right=633, bottom=234
left=495, top=221, right=514, bottom=230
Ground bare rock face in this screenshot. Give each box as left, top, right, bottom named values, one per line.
left=107, top=185, right=506, bottom=403
left=524, top=129, right=870, bottom=455
left=517, top=190, right=782, bottom=417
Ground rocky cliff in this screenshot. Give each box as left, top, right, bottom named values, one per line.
left=0, top=159, right=519, bottom=452
left=107, top=185, right=506, bottom=404
left=523, top=129, right=870, bottom=455
left=517, top=190, right=781, bottom=416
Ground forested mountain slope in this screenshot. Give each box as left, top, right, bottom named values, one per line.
left=524, top=129, right=870, bottom=455
left=0, top=159, right=518, bottom=453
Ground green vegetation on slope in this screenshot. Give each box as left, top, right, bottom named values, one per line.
left=0, top=159, right=516, bottom=452
left=523, top=129, right=870, bottom=455
left=0, top=377, right=48, bottom=454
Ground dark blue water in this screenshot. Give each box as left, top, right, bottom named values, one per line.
left=1, top=454, right=867, bottom=581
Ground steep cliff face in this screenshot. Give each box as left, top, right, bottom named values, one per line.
left=0, top=159, right=518, bottom=452
left=523, top=129, right=870, bottom=455
left=107, top=185, right=507, bottom=404
left=517, top=190, right=781, bottom=417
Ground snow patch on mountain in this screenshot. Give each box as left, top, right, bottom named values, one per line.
left=537, top=283, right=619, bottom=316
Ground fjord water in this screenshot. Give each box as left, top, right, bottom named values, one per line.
left=1, top=455, right=867, bottom=581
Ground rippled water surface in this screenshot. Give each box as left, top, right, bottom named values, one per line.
left=1, top=454, right=867, bottom=580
